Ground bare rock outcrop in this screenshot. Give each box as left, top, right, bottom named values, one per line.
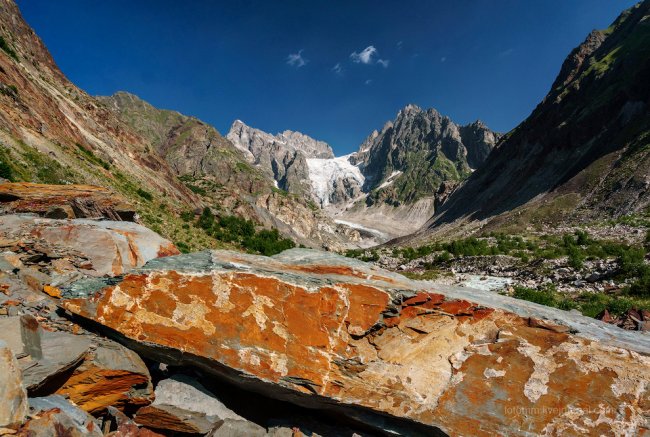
left=226, top=120, right=332, bottom=197
left=0, top=214, right=179, bottom=277
left=59, top=249, right=650, bottom=436
left=0, top=182, right=135, bottom=221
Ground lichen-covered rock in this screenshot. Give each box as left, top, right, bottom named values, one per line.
left=55, top=339, right=153, bottom=414
left=0, top=183, right=135, bottom=221
left=0, top=215, right=179, bottom=277
left=60, top=249, right=650, bottom=436
left=0, top=340, right=28, bottom=428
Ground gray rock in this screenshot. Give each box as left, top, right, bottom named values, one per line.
left=153, top=374, right=244, bottom=422
left=15, top=324, right=91, bottom=392
left=586, top=272, right=601, bottom=283
left=0, top=340, right=28, bottom=428
left=135, top=374, right=246, bottom=435
left=207, top=418, right=266, bottom=437
left=26, top=395, right=102, bottom=436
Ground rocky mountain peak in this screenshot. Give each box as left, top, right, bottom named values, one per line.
left=278, top=130, right=334, bottom=159
left=397, top=103, right=423, bottom=117
left=227, top=120, right=334, bottom=160
left=353, top=104, right=499, bottom=202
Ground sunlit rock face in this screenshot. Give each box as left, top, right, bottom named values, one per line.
left=61, top=249, right=650, bottom=436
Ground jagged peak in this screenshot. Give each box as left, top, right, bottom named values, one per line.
left=464, top=119, right=487, bottom=129
left=230, top=119, right=249, bottom=129
left=397, top=104, right=423, bottom=117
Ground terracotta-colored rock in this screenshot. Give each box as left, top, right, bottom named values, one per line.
left=56, top=339, right=153, bottom=414
left=0, top=215, right=179, bottom=276
left=134, top=405, right=216, bottom=434
left=42, top=285, right=61, bottom=299
left=0, top=183, right=135, bottom=221
left=0, top=341, right=28, bottom=428
left=60, top=249, right=650, bottom=436
left=105, top=406, right=165, bottom=437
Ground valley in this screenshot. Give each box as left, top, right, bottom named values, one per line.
left=0, top=0, right=649, bottom=436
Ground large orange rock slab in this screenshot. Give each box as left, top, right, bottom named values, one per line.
left=0, top=182, right=135, bottom=221
left=60, top=249, right=650, bottom=436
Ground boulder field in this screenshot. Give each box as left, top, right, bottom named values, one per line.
left=59, top=249, right=650, bottom=436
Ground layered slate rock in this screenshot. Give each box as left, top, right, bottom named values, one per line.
left=0, top=183, right=135, bottom=221
left=56, top=339, right=153, bottom=414
left=0, top=215, right=179, bottom=277
left=0, top=340, right=28, bottom=428
left=60, top=249, right=650, bottom=436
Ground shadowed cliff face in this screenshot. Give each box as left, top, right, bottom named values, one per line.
left=422, top=1, right=650, bottom=235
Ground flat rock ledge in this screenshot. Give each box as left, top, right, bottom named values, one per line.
left=60, top=249, right=650, bottom=436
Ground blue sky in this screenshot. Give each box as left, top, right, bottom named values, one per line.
left=17, top=0, right=637, bottom=155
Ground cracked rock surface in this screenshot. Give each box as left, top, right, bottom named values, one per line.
left=61, top=249, right=650, bottom=436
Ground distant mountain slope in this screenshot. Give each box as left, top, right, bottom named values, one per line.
left=98, top=92, right=270, bottom=194
left=413, top=0, right=650, bottom=240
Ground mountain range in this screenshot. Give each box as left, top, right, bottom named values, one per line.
left=0, top=0, right=648, bottom=251
left=227, top=104, right=499, bottom=239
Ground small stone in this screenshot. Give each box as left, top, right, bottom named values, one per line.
left=42, top=285, right=61, bottom=299
left=207, top=419, right=266, bottom=437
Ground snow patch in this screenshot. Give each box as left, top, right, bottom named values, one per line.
left=333, top=219, right=387, bottom=239
left=306, top=154, right=364, bottom=207
left=376, top=170, right=402, bottom=189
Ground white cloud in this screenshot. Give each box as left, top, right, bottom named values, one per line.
left=440, top=56, right=446, bottom=63
left=365, top=79, right=372, bottom=85
left=332, top=63, right=343, bottom=75
left=396, top=41, right=403, bottom=50
left=287, top=50, right=307, bottom=68
left=350, top=46, right=377, bottom=64
left=377, top=59, right=389, bottom=68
